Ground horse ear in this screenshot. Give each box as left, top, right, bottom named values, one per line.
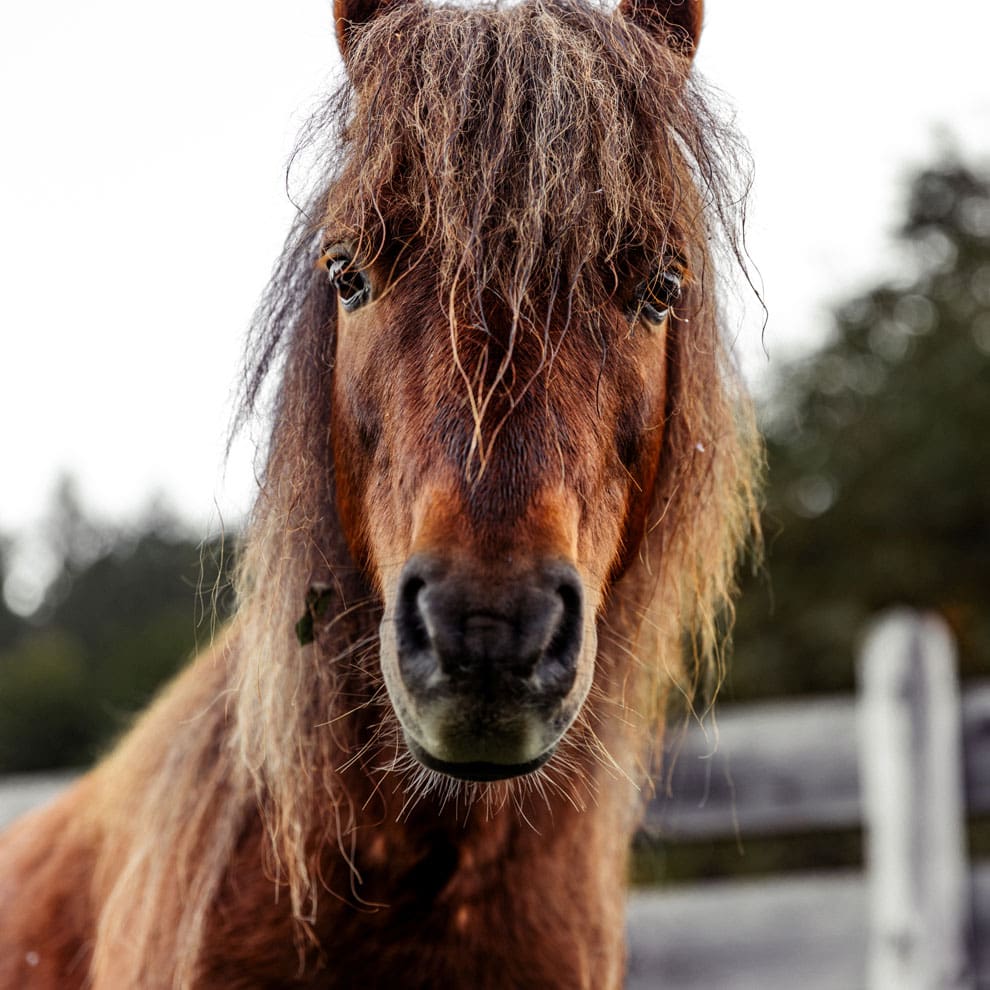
left=334, top=0, right=405, bottom=58
left=618, top=0, right=703, bottom=58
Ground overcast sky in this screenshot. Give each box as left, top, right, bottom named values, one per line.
left=2, top=0, right=988, bottom=589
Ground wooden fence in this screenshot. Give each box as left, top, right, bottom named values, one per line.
left=630, top=610, right=990, bottom=989
left=2, top=611, right=987, bottom=988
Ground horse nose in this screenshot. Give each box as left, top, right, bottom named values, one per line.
left=395, top=555, right=584, bottom=700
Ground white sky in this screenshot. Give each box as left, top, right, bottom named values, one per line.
left=2, top=0, right=989, bottom=559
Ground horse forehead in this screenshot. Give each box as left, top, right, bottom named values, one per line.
left=422, top=365, right=608, bottom=511
left=384, top=284, right=601, bottom=383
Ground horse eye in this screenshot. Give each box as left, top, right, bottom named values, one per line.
left=633, top=268, right=683, bottom=327
left=326, top=256, right=371, bottom=312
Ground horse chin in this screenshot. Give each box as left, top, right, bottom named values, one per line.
left=405, top=736, right=556, bottom=782
left=394, top=703, right=572, bottom=781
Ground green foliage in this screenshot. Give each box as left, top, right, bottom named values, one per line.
left=0, top=489, right=234, bottom=773
left=730, top=159, right=990, bottom=699
left=0, top=632, right=95, bottom=771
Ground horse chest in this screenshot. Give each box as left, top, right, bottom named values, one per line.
left=295, top=821, right=622, bottom=989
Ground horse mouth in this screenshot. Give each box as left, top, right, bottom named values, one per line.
left=406, top=736, right=555, bottom=781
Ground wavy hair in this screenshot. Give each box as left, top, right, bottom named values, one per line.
left=91, top=2, right=761, bottom=984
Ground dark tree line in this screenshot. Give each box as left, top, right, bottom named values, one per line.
left=0, top=482, right=233, bottom=772
left=731, top=158, right=990, bottom=698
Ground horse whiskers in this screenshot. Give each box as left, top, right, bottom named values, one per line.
left=528, top=760, right=589, bottom=817
left=360, top=732, right=406, bottom=813
left=579, top=724, right=639, bottom=792
left=352, top=733, right=604, bottom=829
left=313, top=682, right=386, bottom=730
left=336, top=660, right=638, bottom=826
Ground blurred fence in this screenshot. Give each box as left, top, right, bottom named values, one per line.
left=630, top=610, right=990, bottom=989
left=0, top=771, right=76, bottom=832
left=2, top=611, right=987, bottom=988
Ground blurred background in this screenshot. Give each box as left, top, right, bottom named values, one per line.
left=1, top=0, right=988, bottom=921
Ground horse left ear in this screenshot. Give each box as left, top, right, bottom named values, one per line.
left=334, top=0, right=405, bottom=59
left=618, top=0, right=703, bottom=58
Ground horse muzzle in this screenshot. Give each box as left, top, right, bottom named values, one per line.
left=380, top=553, right=591, bottom=781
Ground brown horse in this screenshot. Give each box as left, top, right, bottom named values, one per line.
left=0, top=0, right=759, bottom=986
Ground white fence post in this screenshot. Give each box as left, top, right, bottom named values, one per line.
left=858, top=610, right=975, bottom=990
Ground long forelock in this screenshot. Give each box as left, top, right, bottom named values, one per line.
left=240, top=0, right=753, bottom=429
left=319, top=0, right=748, bottom=321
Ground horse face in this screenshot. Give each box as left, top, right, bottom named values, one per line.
left=329, top=251, right=677, bottom=780
left=328, top=0, right=702, bottom=781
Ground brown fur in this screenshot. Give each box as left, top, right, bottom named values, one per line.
left=0, top=1, right=759, bottom=986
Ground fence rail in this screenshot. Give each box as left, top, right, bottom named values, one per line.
left=627, top=866, right=990, bottom=990
left=0, top=771, right=77, bottom=832
left=647, top=679, right=990, bottom=841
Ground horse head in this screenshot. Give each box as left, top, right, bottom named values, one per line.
left=317, top=0, right=711, bottom=781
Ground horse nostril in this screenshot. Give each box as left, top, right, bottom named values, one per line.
left=397, top=573, right=430, bottom=656
left=546, top=581, right=582, bottom=663
left=393, top=556, right=584, bottom=700
left=535, top=567, right=583, bottom=693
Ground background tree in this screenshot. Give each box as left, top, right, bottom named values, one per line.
left=0, top=539, right=25, bottom=653
left=0, top=485, right=233, bottom=772
left=730, top=158, right=990, bottom=699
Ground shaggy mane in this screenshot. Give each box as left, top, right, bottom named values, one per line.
left=91, top=2, right=761, bottom=984
left=232, top=0, right=761, bottom=934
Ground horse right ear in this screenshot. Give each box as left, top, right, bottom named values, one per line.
left=334, top=0, right=406, bottom=59
left=618, top=0, right=704, bottom=58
